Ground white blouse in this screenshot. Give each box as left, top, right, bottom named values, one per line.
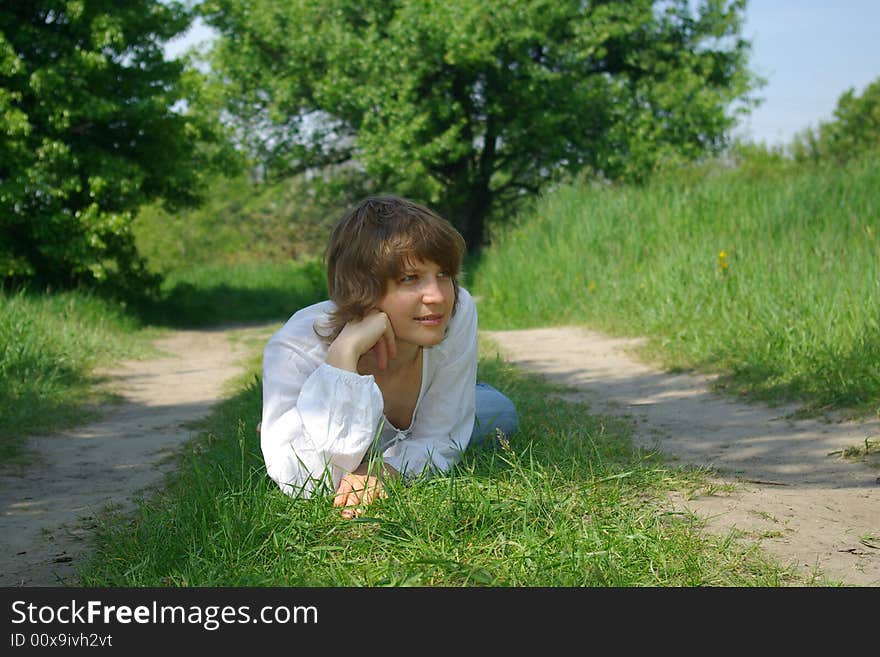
left=260, top=287, right=478, bottom=498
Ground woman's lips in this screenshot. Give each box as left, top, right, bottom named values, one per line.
left=414, top=314, right=444, bottom=325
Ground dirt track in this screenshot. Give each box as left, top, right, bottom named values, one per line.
left=484, top=327, right=880, bottom=586
left=0, top=324, right=276, bottom=586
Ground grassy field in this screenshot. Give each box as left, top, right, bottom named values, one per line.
left=5, top=152, right=873, bottom=586
left=471, top=153, right=880, bottom=416
left=77, top=340, right=796, bottom=586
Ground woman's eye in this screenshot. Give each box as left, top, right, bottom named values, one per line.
left=400, top=274, right=417, bottom=283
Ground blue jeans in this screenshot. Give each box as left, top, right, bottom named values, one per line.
left=469, top=382, right=519, bottom=448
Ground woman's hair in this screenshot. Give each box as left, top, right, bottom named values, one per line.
left=317, top=195, right=466, bottom=341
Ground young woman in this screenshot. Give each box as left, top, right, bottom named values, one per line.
left=260, top=195, right=518, bottom=518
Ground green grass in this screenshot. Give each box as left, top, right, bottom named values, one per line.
left=0, top=288, right=156, bottom=463
left=472, top=153, right=880, bottom=416
left=136, top=260, right=328, bottom=327
left=76, top=339, right=797, bottom=587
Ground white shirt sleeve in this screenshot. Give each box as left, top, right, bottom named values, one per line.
left=260, top=307, right=385, bottom=498
left=381, top=287, right=478, bottom=479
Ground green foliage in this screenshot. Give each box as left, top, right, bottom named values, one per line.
left=200, top=0, right=758, bottom=249
left=472, top=151, right=880, bottom=415
left=791, top=76, right=880, bottom=164
left=0, top=1, right=232, bottom=297
left=724, top=140, right=796, bottom=179
left=132, top=169, right=362, bottom=274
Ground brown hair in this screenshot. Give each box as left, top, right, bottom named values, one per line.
left=317, top=195, right=466, bottom=341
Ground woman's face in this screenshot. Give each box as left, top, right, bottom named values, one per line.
left=377, top=259, right=454, bottom=349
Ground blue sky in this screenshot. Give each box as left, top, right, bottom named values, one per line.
left=738, top=1, right=880, bottom=145
left=167, top=1, right=880, bottom=147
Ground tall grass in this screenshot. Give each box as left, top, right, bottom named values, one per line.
left=0, top=289, right=152, bottom=462
left=78, top=345, right=796, bottom=586
left=473, top=154, right=880, bottom=414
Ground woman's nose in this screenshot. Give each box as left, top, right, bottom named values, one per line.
left=421, top=276, right=446, bottom=303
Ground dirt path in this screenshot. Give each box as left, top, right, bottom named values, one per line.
left=0, top=323, right=277, bottom=587
left=484, top=327, right=880, bottom=586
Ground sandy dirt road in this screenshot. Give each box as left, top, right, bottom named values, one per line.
left=484, top=327, right=880, bottom=586
left=0, top=323, right=277, bottom=586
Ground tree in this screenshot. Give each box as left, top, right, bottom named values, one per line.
left=792, top=76, right=880, bottom=165
left=0, top=1, right=228, bottom=296
left=200, top=0, right=758, bottom=250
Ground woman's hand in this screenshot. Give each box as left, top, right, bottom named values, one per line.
left=326, top=310, right=397, bottom=372
left=334, top=462, right=400, bottom=519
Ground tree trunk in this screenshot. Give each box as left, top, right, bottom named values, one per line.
left=456, top=181, right=492, bottom=253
